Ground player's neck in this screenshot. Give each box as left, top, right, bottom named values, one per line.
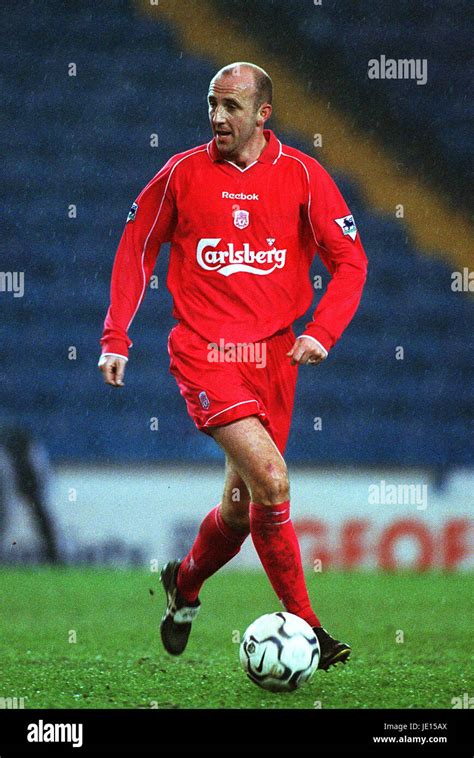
left=226, top=131, right=267, bottom=169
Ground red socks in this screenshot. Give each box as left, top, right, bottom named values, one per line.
left=177, top=504, right=249, bottom=602
left=249, top=500, right=321, bottom=628
left=177, top=500, right=321, bottom=629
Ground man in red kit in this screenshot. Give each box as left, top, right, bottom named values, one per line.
left=99, top=62, right=367, bottom=670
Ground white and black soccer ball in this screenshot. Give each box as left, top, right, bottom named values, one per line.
left=239, top=612, right=320, bottom=692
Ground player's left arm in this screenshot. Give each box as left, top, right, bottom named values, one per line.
left=287, top=161, right=368, bottom=366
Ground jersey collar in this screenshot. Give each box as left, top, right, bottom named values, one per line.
left=207, top=129, right=281, bottom=165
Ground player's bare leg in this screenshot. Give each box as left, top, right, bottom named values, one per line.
left=220, top=456, right=251, bottom=532
left=209, top=416, right=351, bottom=670
left=209, top=415, right=289, bottom=506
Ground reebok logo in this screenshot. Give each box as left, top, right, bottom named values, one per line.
left=222, top=191, right=259, bottom=200
left=196, top=238, right=286, bottom=277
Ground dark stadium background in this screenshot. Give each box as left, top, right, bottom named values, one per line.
left=0, top=0, right=472, bottom=718
left=1, top=0, right=472, bottom=468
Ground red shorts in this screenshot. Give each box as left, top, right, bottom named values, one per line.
left=167, top=322, right=298, bottom=455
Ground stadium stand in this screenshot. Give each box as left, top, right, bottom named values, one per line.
left=1, top=0, right=472, bottom=468
left=211, top=0, right=473, bottom=211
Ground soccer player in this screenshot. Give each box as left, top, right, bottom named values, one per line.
left=99, top=62, right=367, bottom=670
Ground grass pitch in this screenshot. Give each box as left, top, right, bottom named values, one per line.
left=0, top=568, right=471, bottom=709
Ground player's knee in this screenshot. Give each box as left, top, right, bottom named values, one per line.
left=251, top=467, right=289, bottom=505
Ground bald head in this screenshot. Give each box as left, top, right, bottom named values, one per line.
left=207, top=62, right=273, bottom=162
left=210, top=62, right=273, bottom=110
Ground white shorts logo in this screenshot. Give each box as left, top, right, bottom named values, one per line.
left=233, top=209, right=249, bottom=229
left=196, top=238, right=286, bottom=277
left=198, top=391, right=210, bottom=410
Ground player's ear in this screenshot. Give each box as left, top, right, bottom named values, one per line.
left=257, top=103, right=272, bottom=125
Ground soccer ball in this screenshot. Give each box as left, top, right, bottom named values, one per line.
left=239, top=612, right=320, bottom=692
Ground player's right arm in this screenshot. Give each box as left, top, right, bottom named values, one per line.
left=98, top=158, right=178, bottom=387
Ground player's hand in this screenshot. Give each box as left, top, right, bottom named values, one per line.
left=286, top=337, right=327, bottom=366
left=98, top=355, right=127, bottom=387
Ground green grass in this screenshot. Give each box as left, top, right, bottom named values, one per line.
left=0, top=568, right=472, bottom=709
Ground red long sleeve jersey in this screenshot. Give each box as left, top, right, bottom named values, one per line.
left=100, top=129, right=367, bottom=358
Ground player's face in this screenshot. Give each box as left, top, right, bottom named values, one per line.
left=208, top=74, right=261, bottom=157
